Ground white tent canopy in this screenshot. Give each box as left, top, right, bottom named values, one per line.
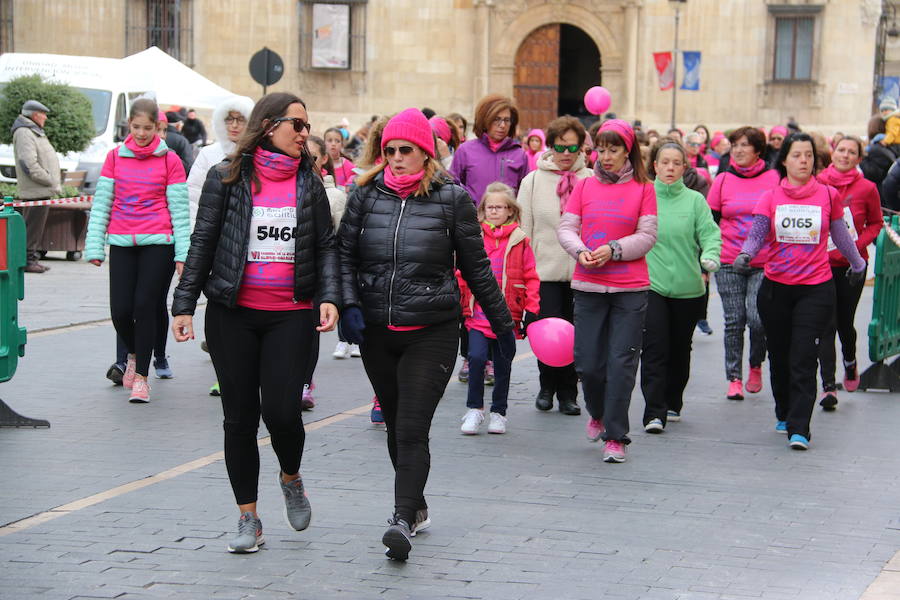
left=121, top=47, right=236, bottom=110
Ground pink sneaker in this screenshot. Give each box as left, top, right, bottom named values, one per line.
left=746, top=366, right=763, bottom=393
left=843, top=361, right=860, bottom=392
left=122, top=355, right=137, bottom=389
left=602, top=440, right=626, bottom=463
left=128, top=378, right=150, bottom=403
left=301, top=384, right=315, bottom=410
left=727, top=380, right=744, bottom=400
left=585, top=418, right=605, bottom=442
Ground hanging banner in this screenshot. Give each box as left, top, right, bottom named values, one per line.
left=311, top=3, right=350, bottom=69
left=681, top=51, right=701, bottom=91
left=653, top=52, right=674, bottom=91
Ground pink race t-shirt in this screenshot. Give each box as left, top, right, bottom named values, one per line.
left=333, top=158, right=356, bottom=188
left=753, top=180, right=843, bottom=285
left=563, top=177, right=656, bottom=289
left=707, top=169, right=779, bottom=267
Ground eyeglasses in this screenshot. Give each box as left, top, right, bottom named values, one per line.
left=492, top=117, right=512, bottom=125
left=384, top=145, right=415, bottom=156
left=686, top=142, right=701, bottom=147
left=484, top=205, right=510, bottom=211
left=272, top=117, right=311, bottom=133
left=224, top=116, right=246, bottom=125
left=553, top=144, right=580, bottom=154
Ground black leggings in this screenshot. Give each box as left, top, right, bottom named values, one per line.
left=205, top=302, right=313, bottom=505
left=109, top=245, right=175, bottom=377
left=116, top=292, right=168, bottom=365
left=818, top=266, right=865, bottom=389
left=360, top=320, right=458, bottom=525
left=537, top=282, right=578, bottom=397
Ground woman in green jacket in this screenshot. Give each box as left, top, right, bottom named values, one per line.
left=641, top=140, right=722, bottom=432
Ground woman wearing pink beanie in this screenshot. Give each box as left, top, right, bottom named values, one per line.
left=338, top=108, right=514, bottom=561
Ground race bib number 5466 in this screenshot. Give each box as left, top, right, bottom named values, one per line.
left=774, top=204, right=822, bottom=244
left=248, top=206, right=297, bottom=262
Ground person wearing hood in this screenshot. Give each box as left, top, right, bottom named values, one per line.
left=517, top=116, right=592, bottom=416
left=449, top=94, right=528, bottom=204
left=12, top=99, right=61, bottom=273
left=163, top=111, right=195, bottom=174
left=85, top=98, right=190, bottom=405
left=430, top=116, right=460, bottom=171
left=640, top=141, right=721, bottom=432
left=187, top=96, right=254, bottom=227
left=879, top=98, right=900, bottom=156
left=524, top=128, right=546, bottom=173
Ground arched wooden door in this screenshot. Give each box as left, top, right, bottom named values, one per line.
left=514, top=24, right=560, bottom=133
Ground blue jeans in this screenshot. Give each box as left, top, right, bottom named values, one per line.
left=466, top=328, right=513, bottom=415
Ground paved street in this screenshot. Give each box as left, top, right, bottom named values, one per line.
left=1, top=253, right=899, bottom=599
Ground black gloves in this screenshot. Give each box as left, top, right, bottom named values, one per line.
left=732, top=253, right=752, bottom=274
left=847, top=266, right=866, bottom=287
left=339, top=306, right=366, bottom=345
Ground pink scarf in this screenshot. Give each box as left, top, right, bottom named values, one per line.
left=124, top=134, right=161, bottom=159
left=593, top=159, right=634, bottom=185
left=818, top=164, right=860, bottom=187
left=555, top=170, right=579, bottom=214
left=731, top=158, right=767, bottom=178
left=780, top=176, right=819, bottom=199
left=487, top=137, right=504, bottom=152
left=253, top=146, right=299, bottom=181
left=383, top=165, right=425, bottom=199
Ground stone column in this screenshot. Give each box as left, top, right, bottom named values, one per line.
left=473, top=0, right=495, bottom=99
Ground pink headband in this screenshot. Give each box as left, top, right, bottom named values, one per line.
left=598, top=119, right=635, bottom=152
left=710, top=134, right=726, bottom=149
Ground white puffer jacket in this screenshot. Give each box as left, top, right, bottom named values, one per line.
left=517, top=151, right=592, bottom=282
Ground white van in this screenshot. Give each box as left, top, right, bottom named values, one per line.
left=0, top=52, right=148, bottom=193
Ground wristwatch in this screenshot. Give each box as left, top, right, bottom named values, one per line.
left=608, top=240, right=622, bottom=261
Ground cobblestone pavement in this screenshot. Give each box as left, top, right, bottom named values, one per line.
left=1, top=260, right=898, bottom=599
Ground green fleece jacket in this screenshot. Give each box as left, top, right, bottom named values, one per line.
left=647, top=178, right=721, bottom=298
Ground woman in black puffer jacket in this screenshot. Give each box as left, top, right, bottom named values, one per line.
left=339, top=108, right=514, bottom=561
left=171, top=93, right=340, bottom=555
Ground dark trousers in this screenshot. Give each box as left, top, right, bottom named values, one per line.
left=109, top=245, right=175, bottom=377
left=757, top=278, right=835, bottom=440
left=640, top=292, right=706, bottom=425
left=116, top=291, right=168, bottom=365
left=818, top=266, right=865, bottom=389
left=205, top=302, right=312, bottom=505
left=360, top=320, right=458, bottom=525
left=574, top=290, right=648, bottom=444
left=16, top=201, right=50, bottom=264
left=465, top=328, right=514, bottom=415
left=537, top=282, right=578, bottom=398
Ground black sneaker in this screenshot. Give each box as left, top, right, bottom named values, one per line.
left=382, top=516, right=412, bottom=561
left=819, top=389, right=838, bottom=412
left=106, top=362, right=125, bottom=386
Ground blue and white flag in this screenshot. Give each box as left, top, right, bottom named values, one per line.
left=881, top=76, right=900, bottom=106
left=681, top=51, right=701, bottom=91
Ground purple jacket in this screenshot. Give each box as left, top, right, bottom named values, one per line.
left=449, top=134, right=529, bottom=204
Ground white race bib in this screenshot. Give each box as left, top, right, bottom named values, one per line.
left=826, top=206, right=858, bottom=252
left=774, top=204, right=822, bottom=244
left=248, top=206, right=297, bottom=263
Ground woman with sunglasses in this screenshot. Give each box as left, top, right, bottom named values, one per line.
left=557, top=119, right=657, bottom=464
left=171, top=93, right=340, bottom=554
left=518, top=116, right=592, bottom=416
left=765, top=126, right=787, bottom=168
left=450, top=94, right=528, bottom=205
left=339, top=108, right=514, bottom=561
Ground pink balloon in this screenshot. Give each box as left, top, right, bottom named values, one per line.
left=584, top=86, right=611, bottom=116
left=527, top=317, right=575, bottom=367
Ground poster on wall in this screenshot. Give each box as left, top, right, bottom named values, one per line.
left=312, top=3, right=350, bottom=69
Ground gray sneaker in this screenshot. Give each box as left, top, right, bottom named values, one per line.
left=410, top=508, right=430, bottom=537
left=278, top=472, right=311, bottom=531
left=382, top=516, right=412, bottom=561
left=227, top=512, right=264, bottom=553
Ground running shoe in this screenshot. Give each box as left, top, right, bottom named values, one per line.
left=644, top=418, right=664, bottom=434
left=460, top=408, right=484, bottom=434
left=488, top=412, right=507, bottom=434
left=278, top=471, right=311, bottom=531
left=383, top=516, right=412, bottom=561
left=410, top=509, right=430, bottom=537
left=696, top=319, right=713, bottom=335
left=775, top=421, right=788, bottom=434
left=154, top=356, right=173, bottom=379
left=128, top=378, right=150, bottom=403
left=122, top=354, right=137, bottom=389
left=484, top=361, right=495, bottom=386
left=746, top=366, right=763, bottom=393
left=789, top=434, right=809, bottom=450
left=843, top=360, right=860, bottom=392
left=819, top=390, right=838, bottom=412
left=332, top=341, right=351, bottom=359
left=585, top=418, right=605, bottom=442
left=209, top=381, right=221, bottom=396
left=666, top=410, right=681, bottom=422
left=370, top=396, right=384, bottom=425
left=227, top=512, right=264, bottom=553
left=349, top=344, right=361, bottom=357
left=301, top=384, right=315, bottom=410
left=457, top=359, right=469, bottom=383
left=602, top=440, right=627, bottom=463
left=727, top=380, right=744, bottom=400
left=106, top=362, right=125, bottom=386
left=535, top=389, right=553, bottom=411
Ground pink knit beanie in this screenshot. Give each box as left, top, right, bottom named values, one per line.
left=429, top=116, right=452, bottom=144
left=382, top=108, right=436, bottom=158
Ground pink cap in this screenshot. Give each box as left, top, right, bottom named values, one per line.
left=598, top=119, right=635, bottom=152
left=770, top=126, right=788, bottom=138
left=710, top=134, right=726, bottom=149
left=382, top=108, right=436, bottom=158
left=429, top=117, right=452, bottom=144
left=157, top=110, right=167, bottom=123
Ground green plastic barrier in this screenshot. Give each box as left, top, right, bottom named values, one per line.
left=0, top=198, right=45, bottom=426
left=860, top=214, right=900, bottom=392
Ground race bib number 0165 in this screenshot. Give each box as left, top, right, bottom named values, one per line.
left=248, top=206, right=297, bottom=263
left=774, top=204, right=822, bottom=245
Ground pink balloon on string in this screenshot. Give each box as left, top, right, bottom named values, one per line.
left=584, top=86, right=611, bottom=116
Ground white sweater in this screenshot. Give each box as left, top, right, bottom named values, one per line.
left=517, top=152, right=593, bottom=282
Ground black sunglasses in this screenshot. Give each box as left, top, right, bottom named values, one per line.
left=553, top=144, right=580, bottom=154
left=271, top=117, right=311, bottom=133
left=384, top=145, right=415, bottom=157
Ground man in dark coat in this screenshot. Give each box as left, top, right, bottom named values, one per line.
left=164, top=111, right=194, bottom=174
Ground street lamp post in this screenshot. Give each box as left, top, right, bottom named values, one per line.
left=670, top=0, right=686, bottom=130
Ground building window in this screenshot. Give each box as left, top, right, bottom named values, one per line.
left=299, top=1, right=367, bottom=72
left=773, top=16, right=814, bottom=81
left=126, top=0, right=194, bottom=66
left=0, top=0, right=12, bottom=54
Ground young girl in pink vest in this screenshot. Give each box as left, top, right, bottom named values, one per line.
left=458, top=182, right=540, bottom=435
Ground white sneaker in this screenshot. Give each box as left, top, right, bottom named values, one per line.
left=460, top=408, right=484, bottom=434
left=332, top=341, right=351, bottom=359
left=487, top=412, right=507, bottom=434
left=644, top=418, right=664, bottom=434
left=349, top=344, right=361, bottom=357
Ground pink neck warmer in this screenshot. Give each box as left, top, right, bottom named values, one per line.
left=253, top=146, right=299, bottom=181
left=731, top=158, right=767, bottom=178
left=818, top=164, right=860, bottom=187
left=124, top=134, right=161, bottom=159
left=383, top=165, right=425, bottom=199
left=594, top=159, right=634, bottom=185
left=780, top=176, right=819, bottom=199
left=487, top=137, right=504, bottom=152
